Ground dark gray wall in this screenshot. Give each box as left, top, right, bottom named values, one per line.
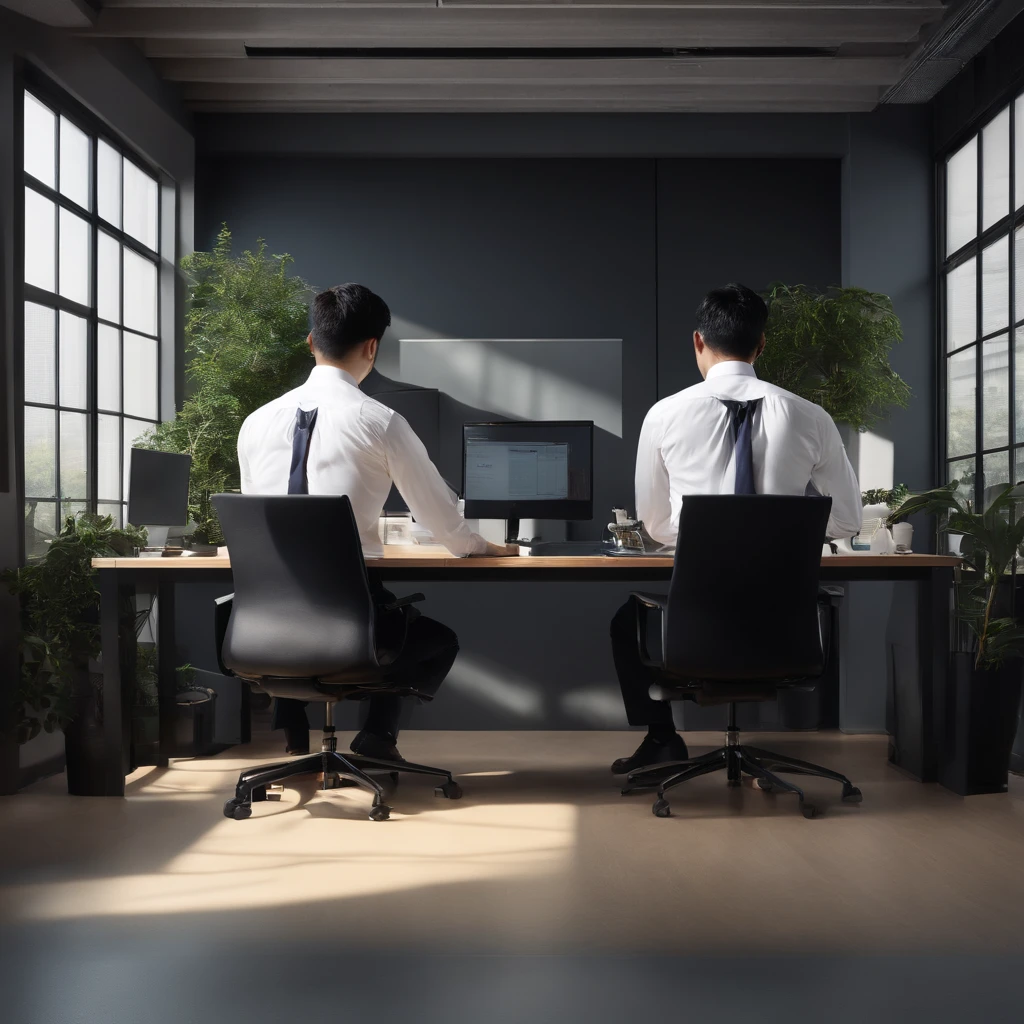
left=187, top=140, right=873, bottom=732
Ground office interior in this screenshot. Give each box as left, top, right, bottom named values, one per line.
left=2, top=2, right=1024, bottom=1022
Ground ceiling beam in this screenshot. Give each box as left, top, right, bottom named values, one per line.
left=89, top=7, right=943, bottom=46
left=154, top=55, right=906, bottom=86
left=1, top=0, right=96, bottom=27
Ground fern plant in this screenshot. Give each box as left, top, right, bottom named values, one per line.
left=138, top=226, right=315, bottom=542
left=758, top=284, right=911, bottom=431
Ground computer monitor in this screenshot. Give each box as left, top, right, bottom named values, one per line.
left=127, top=448, right=191, bottom=540
left=462, top=421, right=593, bottom=525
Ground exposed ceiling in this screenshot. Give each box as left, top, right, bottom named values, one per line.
left=8, top=1, right=1024, bottom=113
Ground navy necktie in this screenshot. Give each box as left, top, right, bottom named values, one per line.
left=288, top=407, right=318, bottom=495
left=720, top=398, right=762, bottom=495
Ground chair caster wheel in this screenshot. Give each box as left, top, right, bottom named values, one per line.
left=842, top=785, right=863, bottom=804
left=368, top=803, right=391, bottom=822
left=755, top=779, right=777, bottom=793
left=224, top=799, right=251, bottom=820
left=652, top=798, right=671, bottom=818
left=800, top=802, right=819, bottom=819
left=435, top=781, right=463, bottom=800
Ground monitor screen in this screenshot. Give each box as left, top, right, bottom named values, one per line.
left=127, top=448, right=192, bottom=527
left=462, top=421, right=593, bottom=522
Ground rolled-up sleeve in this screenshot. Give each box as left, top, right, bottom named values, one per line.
left=812, top=415, right=863, bottom=539
left=383, top=412, right=489, bottom=556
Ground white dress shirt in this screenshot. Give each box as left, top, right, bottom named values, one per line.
left=635, top=361, right=862, bottom=546
left=237, top=365, right=489, bottom=557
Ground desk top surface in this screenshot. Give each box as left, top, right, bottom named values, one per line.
left=91, top=546, right=961, bottom=572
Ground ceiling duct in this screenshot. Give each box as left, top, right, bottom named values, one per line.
left=883, top=0, right=1024, bottom=104
left=244, top=46, right=839, bottom=61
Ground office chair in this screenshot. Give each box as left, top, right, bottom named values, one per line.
left=622, top=494, right=863, bottom=819
left=212, top=493, right=463, bottom=822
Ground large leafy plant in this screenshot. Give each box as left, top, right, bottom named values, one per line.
left=890, top=482, right=1024, bottom=668
left=758, top=284, right=911, bottom=431
left=138, top=226, right=314, bottom=543
left=2, top=514, right=147, bottom=743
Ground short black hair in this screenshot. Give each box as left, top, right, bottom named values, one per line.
left=694, top=283, right=768, bottom=360
left=310, top=283, right=391, bottom=360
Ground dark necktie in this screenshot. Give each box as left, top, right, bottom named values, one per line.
left=288, top=407, right=318, bottom=495
left=719, top=398, right=762, bottom=495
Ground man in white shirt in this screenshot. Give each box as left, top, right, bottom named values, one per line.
left=610, top=283, right=862, bottom=775
left=238, top=283, right=514, bottom=759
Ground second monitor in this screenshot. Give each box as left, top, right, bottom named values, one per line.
left=462, top=421, right=593, bottom=538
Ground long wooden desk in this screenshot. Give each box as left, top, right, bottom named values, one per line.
left=90, top=549, right=958, bottom=796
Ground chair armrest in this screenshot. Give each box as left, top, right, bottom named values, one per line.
left=629, top=592, right=667, bottom=669
left=380, top=592, right=426, bottom=613
left=214, top=593, right=234, bottom=678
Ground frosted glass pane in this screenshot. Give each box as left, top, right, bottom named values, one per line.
left=1016, top=225, right=1023, bottom=325
left=123, top=248, right=157, bottom=336
left=58, top=208, right=90, bottom=306
left=1017, top=93, right=1024, bottom=213
left=59, top=115, right=91, bottom=211
left=123, top=419, right=152, bottom=497
left=97, top=140, right=121, bottom=228
left=98, top=414, right=121, bottom=502
left=59, top=312, right=88, bottom=410
left=948, top=457, right=975, bottom=499
left=981, top=237, right=1009, bottom=336
left=25, top=501, right=57, bottom=559
left=123, top=331, right=158, bottom=420
left=946, top=258, right=976, bottom=350
left=97, top=502, right=122, bottom=528
left=982, top=334, right=1009, bottom=450
left=947, top=135, right=977, bottom=255
left=61, top=501, right=87, bottom=527
left=23, top=302, right=55, bottom=405
left=98, top=231, right=120, bottom=324
left=59, top=411, right=88, bottom=499
left=982, top=107, right=1010, bottom=231
left=24, top=188, right=55, bottom=292
left=983, top=450, right=1010, bottom=506
left=123, top=159, right=158, bottom=250
left=98, top=325, right=120, bottom=412
left=947, top=346, right=976, bottom=459
left=23, top=93, right=55, bottom=187
left=24, top=406, right=56, bottom=498
left=1016, top=446, right=1024, bottom=487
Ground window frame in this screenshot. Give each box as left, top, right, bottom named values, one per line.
left=937, top=85, right=1024, bottom=509
left=16, top=68, right=171, bottom=561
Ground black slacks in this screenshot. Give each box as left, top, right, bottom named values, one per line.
left=609, top=596, right=675, bottom=729
left=272, top=575, right=459, bottom=744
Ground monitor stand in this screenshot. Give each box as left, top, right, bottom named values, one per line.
left=505, top=518, right=520, bottom=545
left=146, top=525, right=170, bottom=548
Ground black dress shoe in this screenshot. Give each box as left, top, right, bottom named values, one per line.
left=350, top=729, right=402, bottom=762
left=610, top=732, right=689, bottom=774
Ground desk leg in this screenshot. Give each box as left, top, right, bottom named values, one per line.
left=157, top=581, right=177, bottom=767
left=920, top=566, right=953, bottom=784
left=100, top=569, right=132, bottom=796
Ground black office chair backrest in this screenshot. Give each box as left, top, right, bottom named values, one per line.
left=213, top=494, right=380, bottom=681
left=664, top=494, right=831, bottom=681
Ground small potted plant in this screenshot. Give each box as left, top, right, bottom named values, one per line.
left=889, top=481, right=1024, bottom=794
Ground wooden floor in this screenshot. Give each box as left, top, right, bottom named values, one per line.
left=4, top=729, right=1024, bottom=957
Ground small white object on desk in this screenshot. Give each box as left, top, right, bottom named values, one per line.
left=891, top=522, right=913, bottom=552
left=869, top=525, right=897, bottom=554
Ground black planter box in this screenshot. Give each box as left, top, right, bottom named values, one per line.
left=942, top=653, right=1023, bottom=795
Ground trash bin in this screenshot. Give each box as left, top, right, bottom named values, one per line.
left=777, top=586, right=844, bottom=730
left=173, top=686, right=217, bottom=757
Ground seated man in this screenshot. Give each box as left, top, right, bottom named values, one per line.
left=610, top=283, right=862, bottom=774
left=237, top=283, right=514, bottom=759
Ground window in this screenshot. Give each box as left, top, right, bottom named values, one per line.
left=941, top=89, right=1024, bottom=507
left=22, top=88, right=165, bottom=557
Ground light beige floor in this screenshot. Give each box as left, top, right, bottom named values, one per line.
left=3, top=728, right=1024, bottom=955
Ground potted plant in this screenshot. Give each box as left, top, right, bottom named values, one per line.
left=2, top=513, right=146, bottom=794
left=137, top=226, right=314, bottom=546
left=758, top=284, right=911, bottom=432
left=890, top=482, right=1024, bottom=795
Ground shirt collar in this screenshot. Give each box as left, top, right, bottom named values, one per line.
left=705, top=360, right=758, bottom=382
left=307, top=364, right=360, bottom=389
